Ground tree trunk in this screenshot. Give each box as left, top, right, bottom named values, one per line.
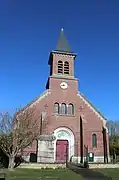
left=8, top=156, right=15, bottom=169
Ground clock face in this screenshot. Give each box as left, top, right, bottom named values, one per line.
left=60, top=82, right=68, bottom=89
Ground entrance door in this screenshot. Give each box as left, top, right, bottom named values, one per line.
left=56, top=140, right=69, bottom=163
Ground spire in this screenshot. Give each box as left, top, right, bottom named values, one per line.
left=56, top=28, right=70, bottom=52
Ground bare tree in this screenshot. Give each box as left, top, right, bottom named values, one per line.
left=0, top=107, right=41, bottom=169
left=107, top=120, right=119, bottom=161
left=107, top=120, right=119, bottom=136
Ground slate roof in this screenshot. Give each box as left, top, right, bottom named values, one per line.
left=56, top=28, right=70, bottom=52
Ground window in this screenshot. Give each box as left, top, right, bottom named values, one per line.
left=64, top=61, right=69, bottom=74
left=92, top=134, right=97, bottom=148
left=58, top=61, right=63, bottom=74
left=61, top=103, right=67, bottom=115
left=68, top=103, right=74, bottom=115
left=54, top=103, right=59, bottom=114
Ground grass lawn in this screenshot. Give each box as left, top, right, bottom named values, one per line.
left=0, top=168, right=82, bottom=180
left=94, top=168, right=119, bottom=180
left=0, top=168, right=119, bottom=180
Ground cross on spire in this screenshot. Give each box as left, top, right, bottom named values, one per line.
left=56, top=28, right=71, bottom=52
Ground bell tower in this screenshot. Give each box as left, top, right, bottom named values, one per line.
left=46, top=29, right=77, bottom=90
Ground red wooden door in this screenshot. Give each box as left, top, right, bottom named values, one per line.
left=56, top=140, right=68, bottom=163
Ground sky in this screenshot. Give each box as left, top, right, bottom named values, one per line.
left=0, top=0, right=119, bottom=120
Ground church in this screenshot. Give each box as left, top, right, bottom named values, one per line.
left=22, top=29, right=110, bottom=164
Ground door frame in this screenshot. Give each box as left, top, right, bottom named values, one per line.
left=56, top=139, right=69, bottom=163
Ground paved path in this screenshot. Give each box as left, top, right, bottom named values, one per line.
left=68, top=164, right=112, bottom=180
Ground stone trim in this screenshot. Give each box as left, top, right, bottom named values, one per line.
left=24, top=90, right=51, bottom=110
left=52, top=50, right=77, bottom=57
left=77, top=92, right=108, bottom=131
left=50, top=75, right=78, bottom=81
left=38, top=135, right=56, bottom=141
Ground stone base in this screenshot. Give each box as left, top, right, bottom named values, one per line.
left=71, top=156, right=110, bottom=163
left=22, top=155, right=30, bottom=162
left=17, top=163, right=66, bottom=169
left=89, top=163, right=119, bottom=169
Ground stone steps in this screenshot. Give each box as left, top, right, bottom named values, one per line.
left=17, top=163, right=66, bottom=169
left=89, top=163, right=119, bottom=169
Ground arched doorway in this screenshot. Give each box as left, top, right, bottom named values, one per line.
left=53, top=127, right=75, bottom=163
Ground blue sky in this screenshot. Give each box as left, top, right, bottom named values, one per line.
left=0, top=0, right=119, bottom=120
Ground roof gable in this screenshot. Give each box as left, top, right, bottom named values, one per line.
left=77, top=91, right=108, bottom=131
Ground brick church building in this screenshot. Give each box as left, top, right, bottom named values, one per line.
left=23, top=29, right=110, bottom=164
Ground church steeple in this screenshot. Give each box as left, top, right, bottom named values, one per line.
left=56, top=28, right=70, bottom=52
left=46, top=29, right=77, bottom=89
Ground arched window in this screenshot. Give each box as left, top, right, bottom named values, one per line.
left=61, top=103, right=67, bottom=115
left=54, top=103, right=59, bottom=114
left=92, top=134, right=97, bottom=148
left=64, top=61, right=69, bottom=74
left=58, top=61, right=63, bottom=74
left=68, top=103, right=74, bottom=115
